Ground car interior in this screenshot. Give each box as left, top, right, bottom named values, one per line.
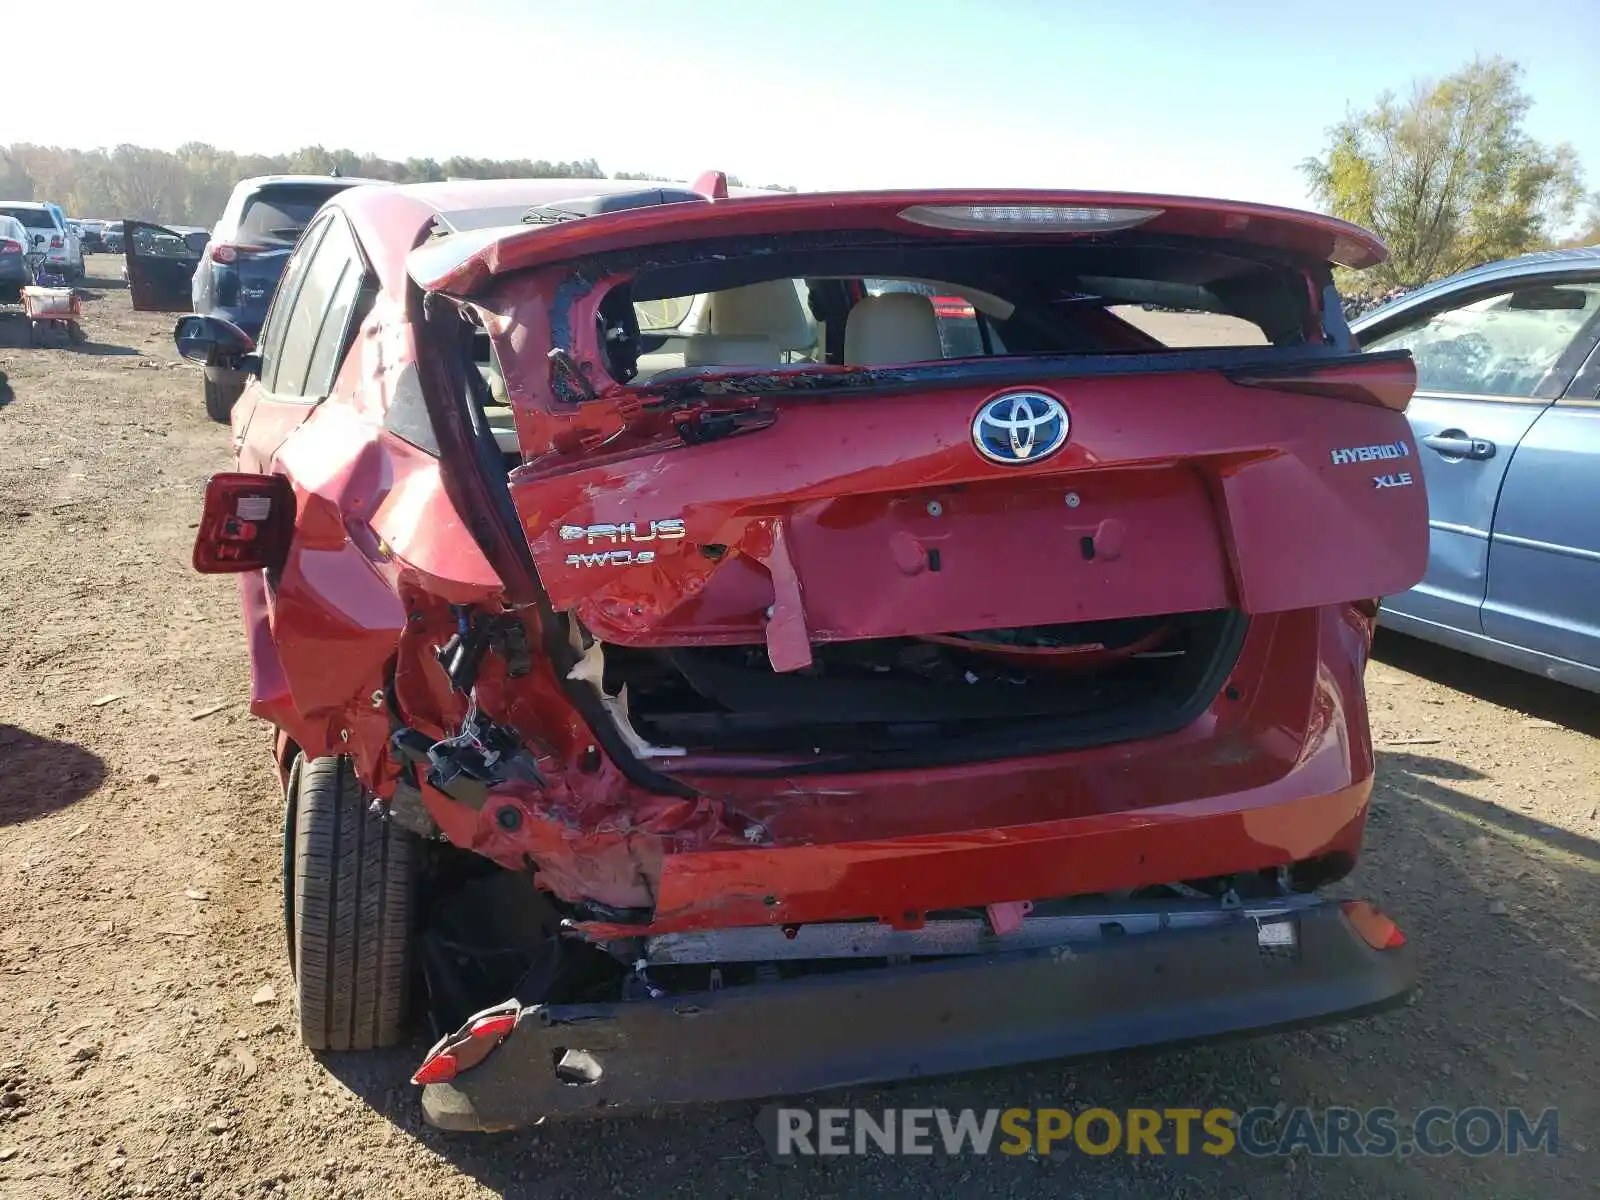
left=469, top=276, right=1011, bottom=458
left=462, top=235, right=1309, bottom=463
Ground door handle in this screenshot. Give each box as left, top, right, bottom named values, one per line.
left=1422, top=431, right=1496, bottom=460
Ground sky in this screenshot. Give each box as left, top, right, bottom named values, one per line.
left=18, top=0, right=1600, bottom=211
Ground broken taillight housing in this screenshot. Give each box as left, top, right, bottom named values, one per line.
left=411, top=1011, right=519, bottom=1085
left=192, top=473, right=297, bottom=575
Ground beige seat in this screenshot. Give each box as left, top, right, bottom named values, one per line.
left=843, top=292, right=944, bottom=366
left=683, top=335, right=783, bottom=368
left=704, top=279, right=814, bottom=354
left=476, top=364, right=520, bottom=455
left=484, top=406, right=519, bottom=455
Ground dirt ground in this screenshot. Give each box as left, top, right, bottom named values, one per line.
left=1, top=259, right=1596, bottom=1199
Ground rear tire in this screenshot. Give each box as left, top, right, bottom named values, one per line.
left=203, top=367, right=244, bottom=423
left=290, top=755, right=418, bottom=1051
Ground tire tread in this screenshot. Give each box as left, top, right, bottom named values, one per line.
left=292, top=755, right=415, bottom=1051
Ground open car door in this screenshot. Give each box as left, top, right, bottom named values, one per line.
left=124, top=219, right=204, bottom=311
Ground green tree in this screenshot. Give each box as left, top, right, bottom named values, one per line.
left=1301, top=57, right=1586, bottom=290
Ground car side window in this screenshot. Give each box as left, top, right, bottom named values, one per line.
left=1363, top=285, right=1600, bottom=399
left=272, top=217, right=368, bottom=399
left=303, top=247, right=375, bottom=398
left=257, top=217, right=330, bottom=393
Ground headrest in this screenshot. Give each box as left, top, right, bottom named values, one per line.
left=705, top=280, right=814, bottom=350
left=843, top=292, right=944, bottom=366
left=683, top=335, right=783, bottom=368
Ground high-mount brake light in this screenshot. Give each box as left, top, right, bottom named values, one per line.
left=898, top=204, right=1164, bottom=233
left=192, top=473, right=296, bottom=575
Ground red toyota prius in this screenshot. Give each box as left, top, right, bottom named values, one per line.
left=183, top=174, right=1424, bottom=1131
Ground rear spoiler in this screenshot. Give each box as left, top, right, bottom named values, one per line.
left=407, top=188, right=1387, bottom=299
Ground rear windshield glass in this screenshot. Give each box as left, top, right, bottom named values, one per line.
left=239, top=186, right=348, bottom=245
left=0, top=207, right=59, bottom=231
left=582, top=234, right=1317, bottom=386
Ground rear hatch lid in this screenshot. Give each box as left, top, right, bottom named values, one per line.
left=411, top=190, right=1422, bottom=661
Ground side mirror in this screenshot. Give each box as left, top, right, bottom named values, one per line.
left=174, top=314, right=259, bottom=374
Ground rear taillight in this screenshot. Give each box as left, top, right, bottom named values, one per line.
left=1341, top=900, right=1407, bottom=950
left=49, top=235, right=63, bottom=249
left=193, top=473, right=296, bottom=575
left=411, top=1011, right=519, bottom=1085
left=932, top=295, right=977, bottom=320
left=210, top=244, right=265, bottom=264
left=0, top=239, right=19, bottom=254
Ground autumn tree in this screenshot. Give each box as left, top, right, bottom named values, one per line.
left=1301, top=57, right=1586, bottom=291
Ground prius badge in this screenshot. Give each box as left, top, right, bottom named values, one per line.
left=560, top=518, right=685, bottom=568
left=972, top=391, right=1070, bottom=464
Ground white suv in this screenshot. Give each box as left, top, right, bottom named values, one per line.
left=0, top=202, right=85, bottom=280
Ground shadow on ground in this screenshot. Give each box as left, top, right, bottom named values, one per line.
left=0, top=311, right=138, bottom=355
left=0, top=724, right=108, bottom=826
left=1374, top=629, right=1599, bottom=736
left=312, top=745, right=1599, bottom=1199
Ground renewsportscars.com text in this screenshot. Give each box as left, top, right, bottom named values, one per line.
left=756, top=1105, right=1560, bottom=1159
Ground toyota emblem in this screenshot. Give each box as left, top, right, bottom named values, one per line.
left=971, top=391, right=1070, bottom=464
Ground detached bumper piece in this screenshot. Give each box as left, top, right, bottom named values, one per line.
left=419, top=899, right=1413, bottom=1132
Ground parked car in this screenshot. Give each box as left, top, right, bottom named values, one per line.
left=179, top=176, right=1424, bottom=1132
left=1353, top=247, right=1600, bottom=692
left=128, top=175, right=382, bottom=421
left=74, top=219, right=107, bottom=253
left=0, top=202, right=83, bottom=281
left=0, top=214, right=34, bottom=302
left=101, top=221, right=125, bottom=254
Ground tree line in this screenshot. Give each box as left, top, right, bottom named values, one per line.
left=0, top=142, right=789, bottom=228
left=4, top=58, right=1592, bottom=296
left=1302, top=57, right=1597, bottom=294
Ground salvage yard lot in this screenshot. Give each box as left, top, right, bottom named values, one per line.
left=0, top=258, right=1596, bottom=1199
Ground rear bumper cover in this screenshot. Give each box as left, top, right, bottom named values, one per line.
left=421, top=899, right=1413, bottom=1132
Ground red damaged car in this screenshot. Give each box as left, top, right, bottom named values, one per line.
left=182, top=174, right=1426, bottom=1131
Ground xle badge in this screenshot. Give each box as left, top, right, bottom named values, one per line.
left=1374, top=473, right=1414, bottom=489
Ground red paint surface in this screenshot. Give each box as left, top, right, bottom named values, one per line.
left=205, top=182, right=1424, bottom=934
left=503, top=369, right=1426, bottom=649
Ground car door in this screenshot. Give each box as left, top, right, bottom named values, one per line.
left=124, top=219, right=203, bottom=311
left=233, top=211, right=372, bottom=473
left=1479, top=281, right=1600, bottom=669
left=1359, top=282, right=1574, bottom=632
left=231, top=209, right=390, bottom=724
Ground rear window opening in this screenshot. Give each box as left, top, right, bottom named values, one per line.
left=239, top=186, right=351, bottom=246
left=577, top=233, right=1323, bottom=388
left=0, top=207, right=59, bottom=232
left=588, top=610, right=1245, bottom=771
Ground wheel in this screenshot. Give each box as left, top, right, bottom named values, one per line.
left=203, top=366, right=245, bottom=423
left=289, top=754, right=419, bottom=1051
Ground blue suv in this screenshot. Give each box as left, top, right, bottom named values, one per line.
left=126, top=175, right=383, bottom=421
